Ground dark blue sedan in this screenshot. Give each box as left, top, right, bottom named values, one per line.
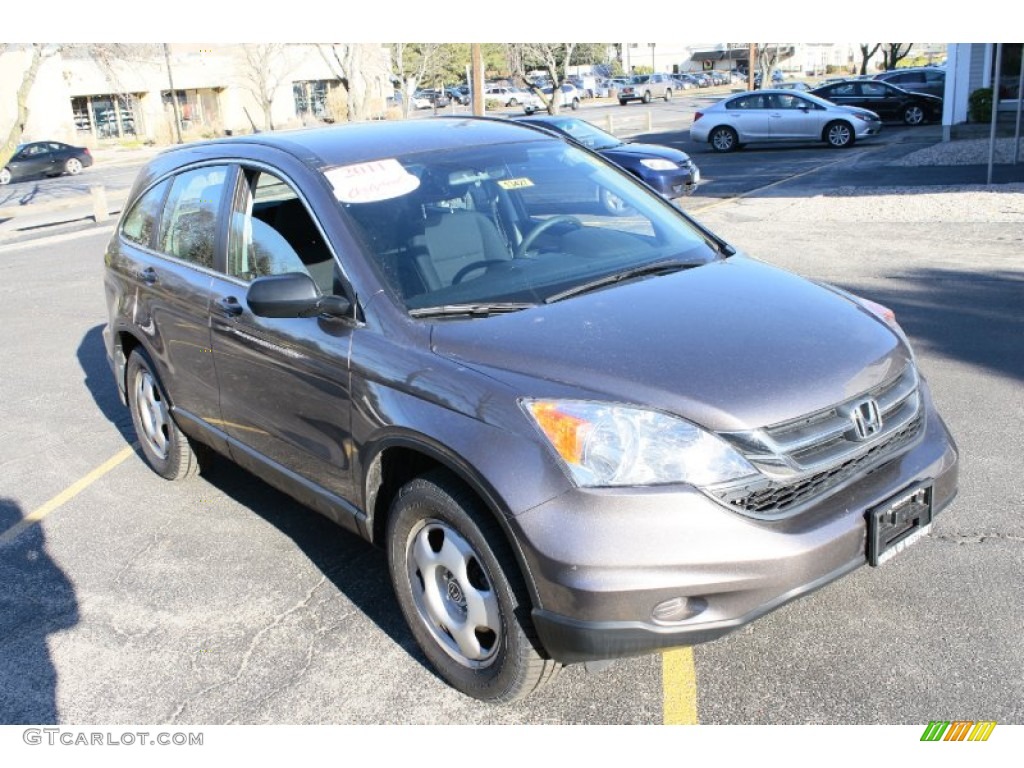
left=514, top=115, right=700, bottom=208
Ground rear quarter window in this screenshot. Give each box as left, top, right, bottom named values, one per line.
left=121, top=180, right=170, bottom=248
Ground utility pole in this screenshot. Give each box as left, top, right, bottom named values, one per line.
left=163, top=43, right=183, bottom=144
left=472, top=43, right=484, bottom=116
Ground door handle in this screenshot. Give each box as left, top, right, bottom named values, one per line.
left=214, top=296, right=243, bottom=317
left=137, top=267, right=158, bottom=285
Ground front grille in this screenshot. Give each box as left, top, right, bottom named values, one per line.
left=711, top=365, right=924, bottom=517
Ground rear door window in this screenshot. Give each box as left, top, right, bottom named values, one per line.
left=158, top=166, right=231, bottom=269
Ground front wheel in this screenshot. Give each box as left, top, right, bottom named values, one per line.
left=0, top=167, right=11, bottom=185
left=642, top=91, right=652, bottom=104
left=386, top=472, right=560, bottom=703
left=903, top=104, right=925, bottom=126
left=709, top=125, right=739, bottom=153
left=570, top=98, right=580, bottom=111
left=664, top=89, right=672, bottom=102
left=825, top=120, right=855, bottom=148
left=618, top=99, right=628, bottom=106
left=508, top=98, right=519, bottom=107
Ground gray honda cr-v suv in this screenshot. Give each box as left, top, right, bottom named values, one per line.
left=104, top=119, right=958, bottom=702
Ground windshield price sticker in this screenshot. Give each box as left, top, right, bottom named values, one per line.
left=326, top=159, right=421, bottom=203
left=498, top=177, right=535, bottom=190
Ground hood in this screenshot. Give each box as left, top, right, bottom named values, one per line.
left=429, top=256, right=910, bottom=432
left=603, top=141, right=693, bottom=163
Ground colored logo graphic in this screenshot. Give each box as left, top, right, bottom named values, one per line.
left=920, top=721, right=997, bottom=741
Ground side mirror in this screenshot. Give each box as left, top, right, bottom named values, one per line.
left=247, top=272, right=351, bottom=319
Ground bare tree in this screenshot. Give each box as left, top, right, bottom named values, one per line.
left=237, top=44, right=293, bottom=131
left=391, top=43, right=439, bottom=118
left=754, top=44, right=784, bottom=89
left=881, top=44, right=914, bottom=71
left=1, top=44, right=60, bottom=171
left=858, top=44, right=882, bottom=76
left=319, top=43, right=391, bottom=122
left=509, top=43, right=577, bottom=115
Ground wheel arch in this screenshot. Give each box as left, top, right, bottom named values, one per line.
left=821, top=118, right=855, bottom=145
left=363, top=434, right=545, bottom=611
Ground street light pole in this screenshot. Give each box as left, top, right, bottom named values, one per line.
left=162, top=43, right=183, bottom=144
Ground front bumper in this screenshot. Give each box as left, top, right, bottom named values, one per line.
left=647, top=165, right=701, bottom=198
left=512, top=385, right=958, bottom=664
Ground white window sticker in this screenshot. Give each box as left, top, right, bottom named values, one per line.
left=325, top=159, right=420, bottom=203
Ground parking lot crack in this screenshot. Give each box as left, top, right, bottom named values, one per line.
left=933, top=532, right=1024, bottom=545
left=166, top=574, right=329, bottom=724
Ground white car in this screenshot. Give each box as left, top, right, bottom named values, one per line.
left=484, top=87, right=538, bottom=109
left=540, top=83, right=581, bottom=111
left=690, top=89, right=882, bottom=152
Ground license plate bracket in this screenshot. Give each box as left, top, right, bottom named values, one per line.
left=867, top=483, right=933, bottom=566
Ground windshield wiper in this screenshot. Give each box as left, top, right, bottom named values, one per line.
left=408, top=302, right=537, bottom=319
left=544, top=260, right=699, bottom=304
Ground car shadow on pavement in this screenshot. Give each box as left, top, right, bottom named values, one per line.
left=838, top=267, right=1024, bottom=382
left=0, top=497, right=80, bottom=724
left=77, top=324, right=136, bottom=443
left=195, top=459, right=438, bottom=679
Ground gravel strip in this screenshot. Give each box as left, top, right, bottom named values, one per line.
left=891, top=136, right=1024, bottom=166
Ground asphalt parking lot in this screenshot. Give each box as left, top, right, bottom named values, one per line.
left=1, top=122, right=1022, bottom=730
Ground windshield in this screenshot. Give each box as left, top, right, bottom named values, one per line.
left=546, top=118, right=621, bottom=151
left=332, top=139, right=721, bottom=314
left=630, top=75, right=651, bottom=84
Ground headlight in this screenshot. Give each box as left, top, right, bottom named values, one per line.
left=639, top=158, right=678, bottom=171
left=522, top=400, right=757, bottom=488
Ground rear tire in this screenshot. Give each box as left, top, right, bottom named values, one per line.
left=386, top=471, right=561, bottom=703
left=618, top=99, right=628, bottom=106
left=642, top=91, right=652, bottom=104
left=126, top=349, right=202, bottom=481
left=709, top=125, right=739, bottom=153
left=571, top=98, right=580, bottom=111
left=664, top=89, right=672, bottom=102
left=64, top=157, right=83, bottom=175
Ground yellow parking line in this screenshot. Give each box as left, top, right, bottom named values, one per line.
left=662, top=647, right=699, bottom=724
left=0, top=444, right=136, bottom=546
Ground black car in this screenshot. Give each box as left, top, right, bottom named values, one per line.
left=811, top=80, right=943, bottom=125
left=515, top=115, right=700, bottom=207
left=1, top=141, right=93, bottom=185
left=103, top=119, right=957, bottom=704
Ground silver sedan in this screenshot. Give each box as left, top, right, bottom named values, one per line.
left=690, top=89, right=882, bottom=152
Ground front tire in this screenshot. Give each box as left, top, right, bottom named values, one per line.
left=571, top=98, right=580, bottom=111
left=903, top=104, right=925, bottom=126
left=386, top=471, right=560, bottom=703
left=642, top=90, right=652, bottom=104
left=709, top=125, right=739, bottom=152
left=126, top=349, right=202, bottom=481
left=824, top=120, right=855, bottom=148
left=0, top=167, right=11, bottom=185
left=664, top=89, right=672, bottom=102
left=618, top=99, right=628, bottom=106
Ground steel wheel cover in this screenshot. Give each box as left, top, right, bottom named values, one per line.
left=405, top=519, right=502, bottom=669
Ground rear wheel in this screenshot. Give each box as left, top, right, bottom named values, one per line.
left=709, top=125, right=739, bottom=153
left=126, top=349, right=202, bottom=481
left=642, top=91, right=652, bottom=104
left=618, top=99, right=628, bottom=106
left=64, top=157, right=83, bottom=175
left=571, top=98, right=580, bottom=111
left=664, top=89, right=672, bottom=102
left=386, top=471, right=560, bottom=703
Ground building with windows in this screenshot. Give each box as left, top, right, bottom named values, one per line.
left=1, top=44, right=393, bottom=148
